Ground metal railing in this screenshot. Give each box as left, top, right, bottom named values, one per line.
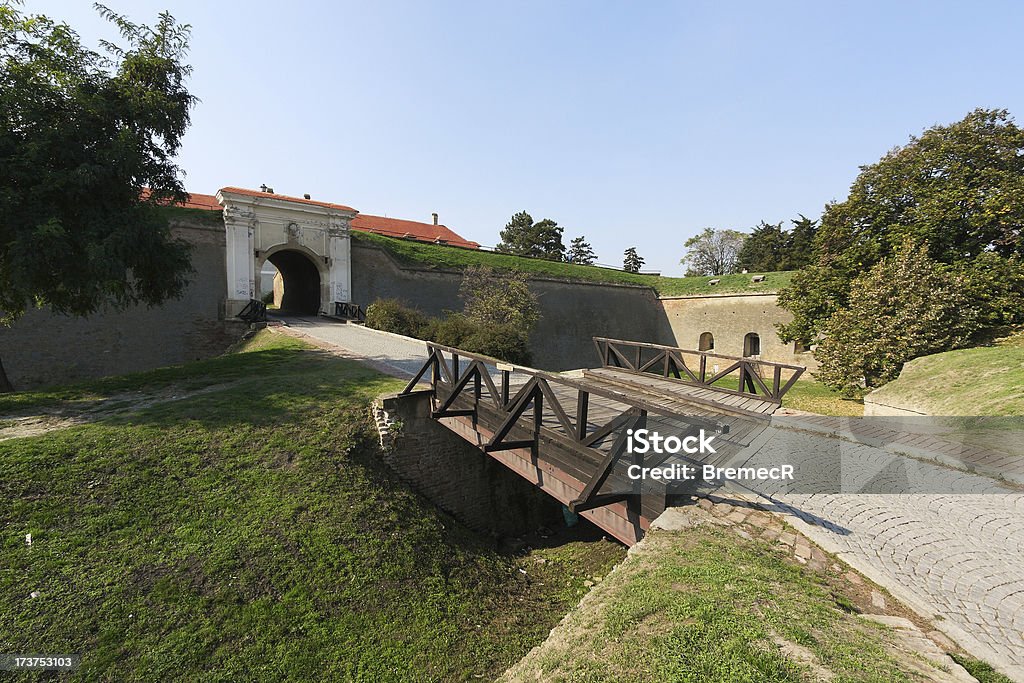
left=333, top=301, right=366, bottom=321
left=593, top=337, right=805, bottom=404
left=238, top=299, right=267, bottom=323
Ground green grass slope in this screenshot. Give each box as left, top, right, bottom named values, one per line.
left=0, top=331, right=621, bottom=681
left=353, top=232, right=792, bottom=297
left=501, top=520, right=963, bottom=682
left=866, top=331, right=1024, bottom=415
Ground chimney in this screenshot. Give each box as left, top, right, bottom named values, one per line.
left=431, top=212, right=438, bottom=225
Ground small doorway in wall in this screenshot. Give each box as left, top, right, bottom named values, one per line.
left=743, top=332, right=761, bottom=358
left=266, top=250, right=321, bottom=315
left=698, top=332, right=715, bottom=352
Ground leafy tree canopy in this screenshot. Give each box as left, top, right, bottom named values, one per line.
left=680, top=228, right=746, bottom=276
left=496, top=211, right=565, bottom=261
left=0, top=2, right=197, bottom=389
left=779, top=108, right=1024, bottom=343
left=565, top=236, right=596, bottom=265
left=622, top=246, right=644, bottom=273
left=814, top=240, right=980, bottom=394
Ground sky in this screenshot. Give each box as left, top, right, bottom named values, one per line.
left=46, top=0, right=1024, bottom=275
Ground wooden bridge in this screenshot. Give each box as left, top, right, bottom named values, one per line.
left=398, top=337, right=805, bottom=545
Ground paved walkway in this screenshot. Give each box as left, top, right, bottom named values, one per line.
left=281, top=318, right=1024, bottom=679
left=278, top=316, right=430, bottom=378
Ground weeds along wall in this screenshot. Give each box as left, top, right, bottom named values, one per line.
left=351, top=242, right=675, bottom=371
left=0, top=219, right=248, bottom=389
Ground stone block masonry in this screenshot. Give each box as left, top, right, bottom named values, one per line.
left=377, top=390, right=565, bottom=538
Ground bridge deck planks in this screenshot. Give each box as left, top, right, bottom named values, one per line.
left=428, top=353, right=787, bottom=544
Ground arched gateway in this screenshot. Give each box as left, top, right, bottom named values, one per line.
left=218, top=187, right=355, bottom=318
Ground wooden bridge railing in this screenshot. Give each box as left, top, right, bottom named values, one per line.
left=399, top=342, right=732, bottom=515
left=593, top=337, right=805, bottom=404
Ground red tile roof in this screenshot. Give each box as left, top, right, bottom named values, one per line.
left=350, top=214, right=480, bottom=249
left=150, top=186, right=480, bottom=250
left=140, top=188, right=220, bottom=210
left=218, top=186, right=356, bottom=213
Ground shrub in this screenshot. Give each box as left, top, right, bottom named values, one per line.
left=364, top=298, right=430, bottom=338
left=461, top=323, right=532, bottom=365
left=814, top=240, right=981, bottom=395
left=430, top=313, right=477, bottom=348
left=459, top=266, right=539, bottom=331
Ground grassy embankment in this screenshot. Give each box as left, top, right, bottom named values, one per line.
left=502, top=521, right=1007, bottom=682
left=353, top=232, right=792, bottom=297
left=866, top=330, right=1024, bottom=416
left=0, top=331, right=622, bottom=681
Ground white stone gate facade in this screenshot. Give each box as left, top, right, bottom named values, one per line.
left=217, top=187, right=355, bottom=317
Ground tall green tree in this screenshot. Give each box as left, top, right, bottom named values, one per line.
left=737, top=221, right=786, bottom=272
left=782, top=215, right=817, bottom=270
left=814, top=240, right=980, bottom=394
left=565, top=236, right=597, bottom=265
left=681, top=228, right=746, bottom=276
left=779, top=108, right=1024, bottom=344
left=622, top=247, right=644, bottom=273
left=496, top=211, right=565, bottom=260
left=0, top=2, right=196, bottom=391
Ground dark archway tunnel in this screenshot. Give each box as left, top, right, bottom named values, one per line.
left=268, top=250, right=321, bottom=315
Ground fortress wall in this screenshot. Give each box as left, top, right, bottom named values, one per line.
left=351, top=243, right=674, bottom=371
left=659, top=293, right=817, bottom=369
left=1, top=219, right=247, bottom=390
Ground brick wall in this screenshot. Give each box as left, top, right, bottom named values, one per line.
left=377, top=391, right=564, bottom=538
left=0, top=219, right=248, bottom=389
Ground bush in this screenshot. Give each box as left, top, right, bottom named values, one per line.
left=459, top=266, right=539, bottom=330
left=364, top=299, right=430, bottom=338
left=814, top=241, right=981, bottom=395
left=461, top=323, right=532, bottom=365
left=430, top=313, right=477, bottom=348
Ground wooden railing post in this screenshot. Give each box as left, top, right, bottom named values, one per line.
left=576, top=390, right=589, bottom=441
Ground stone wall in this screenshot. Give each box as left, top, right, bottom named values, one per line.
left=0, top=219, right=248, bottom=390
left=377, top=391, right=564, bottom=538
left=660, top=293, right=817, bottom=370
left=351, top=243, right=674, bottom=371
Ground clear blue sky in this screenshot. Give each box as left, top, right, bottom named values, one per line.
left=51, top=1, right=1024, bottom=275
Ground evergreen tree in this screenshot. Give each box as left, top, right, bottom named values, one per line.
left=623, top=247, right=644, bottom=273
left=781, top=215, right=817, bottom=270
left=496, top=211, right=565, bottom=260
left=566, top=236, right=597, bottom=265
left=737, top=221, right=787, bottom=272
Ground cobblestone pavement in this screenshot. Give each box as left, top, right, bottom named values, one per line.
left=282, top=318, right=1024, bottom=679
left=739, top=422, right=1024, bottom=680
